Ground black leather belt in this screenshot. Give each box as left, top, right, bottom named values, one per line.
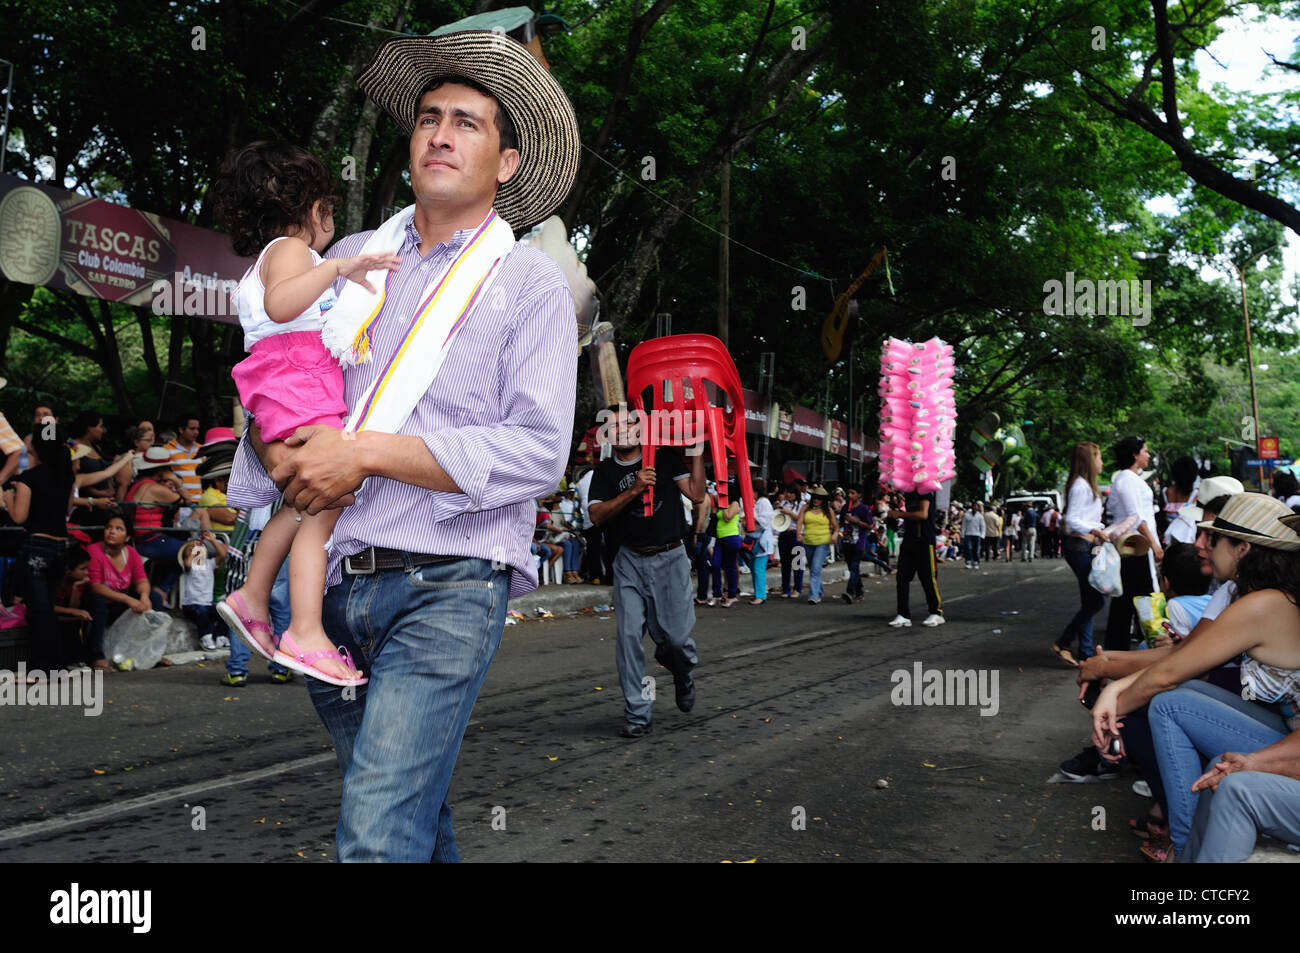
left=343, top=547, right=465, bottom=575
left=625, top=540, right=683, bottom=557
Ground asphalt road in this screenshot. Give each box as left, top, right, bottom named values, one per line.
left=0, top=555, right=1153, bottom=862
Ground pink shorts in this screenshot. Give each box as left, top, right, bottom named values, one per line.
left=231, top=331, right=346, bottom=443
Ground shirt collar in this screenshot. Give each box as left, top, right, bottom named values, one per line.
left=403, top=219, right=476, bottom=255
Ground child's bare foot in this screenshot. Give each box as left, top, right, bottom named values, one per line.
left=273, top=625, right=365, bottom=686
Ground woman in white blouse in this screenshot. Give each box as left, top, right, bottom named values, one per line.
left=1052, top=442, right=1110, bottom=665
left=1104, top=436, right=1164, bottom=652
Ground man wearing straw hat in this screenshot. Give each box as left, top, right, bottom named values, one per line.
left=230, top=30, right=579, bottom=861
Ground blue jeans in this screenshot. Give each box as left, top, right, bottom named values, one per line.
left=710, top=535, right=741, bottom=598
left=226, top=555, right=291, bottom=678
left=843, top=544, right=862, bottom=598
left=963, top=534, right=982, bottom=567
left=561, top=537, right=581, bottom=572
left=806, top=543, right=829, bottom=600
left=135, top=533, right=184, bottom=598
left=307, top=556, right=509, bottom=862
left=1057, top=541, right=1103, bottom=659
left=1185, top=771, right=1300, bottom=862
left=1149, top=680, right=1287, bottom=855
left=742, top=549, right=769, bottom=600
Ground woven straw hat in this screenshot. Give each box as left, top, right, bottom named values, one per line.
left=1195, top=492, right=1300, bottom=552
left=357, top=30, right=580, bottom=230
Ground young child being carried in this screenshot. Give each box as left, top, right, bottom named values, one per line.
left=210, top=141, right=399, bottom=686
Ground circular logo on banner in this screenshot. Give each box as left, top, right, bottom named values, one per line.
left=0, top=187, right=61, bottom=286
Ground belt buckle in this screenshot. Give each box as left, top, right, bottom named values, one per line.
left=344, top=547, right=377, bottom=575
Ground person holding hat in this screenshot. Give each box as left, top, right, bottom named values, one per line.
left=228, top=29, right=580, bottom=861
left=1091, top=492, right=1300, bottom=860
left=774, top=484, right=804, bottom=598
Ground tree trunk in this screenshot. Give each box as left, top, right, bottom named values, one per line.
left=344, top=96, right=383, bottom=235
left=368, top=133, right=409, bottom=229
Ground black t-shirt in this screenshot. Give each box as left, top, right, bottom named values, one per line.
left=902, top=491, right=937, bottom=542
left=589, top=449, right=690, bottom=550
left=18, top=464, right=73, bottom=537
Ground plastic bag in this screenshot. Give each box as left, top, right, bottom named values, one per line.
left=1088, top=541, right=1122, bottom=596
left=103, top=609, right=173, bottom=670
left=1133, top=592, right=1168, bottom=647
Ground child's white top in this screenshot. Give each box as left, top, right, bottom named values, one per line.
left=232, top=236, right=337, bottom=351
left=184, top=553, right=215, bottom=606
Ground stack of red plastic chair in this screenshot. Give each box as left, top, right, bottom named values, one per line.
left=625, top=333, right=755, bottom=531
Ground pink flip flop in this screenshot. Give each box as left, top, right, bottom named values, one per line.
left=217, top=591, right=278, bottom=662
left=273, top=632, right=367, bottom=688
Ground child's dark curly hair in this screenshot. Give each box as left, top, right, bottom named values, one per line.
left=209, top=141, right=337, bottom=257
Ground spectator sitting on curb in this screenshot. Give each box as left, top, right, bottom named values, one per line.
left=55, top=548, right=92, bottom=669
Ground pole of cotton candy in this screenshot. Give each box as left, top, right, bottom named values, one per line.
left=877, top=337, right=957, bottom=493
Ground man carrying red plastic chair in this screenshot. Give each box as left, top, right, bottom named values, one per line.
left=587, top=404, right=706, bottom=737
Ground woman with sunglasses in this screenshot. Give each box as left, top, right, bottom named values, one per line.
left=1092, top=493, right=1300, bottom=861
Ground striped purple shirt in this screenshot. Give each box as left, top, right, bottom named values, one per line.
left=227, top=218, right=577, bottom=596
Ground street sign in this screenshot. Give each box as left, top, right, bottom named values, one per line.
left=1246, top=458, right=1293, bottom=468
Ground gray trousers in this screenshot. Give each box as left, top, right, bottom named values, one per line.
left=613, top=545, right=697, bottom=727
left=1185, top=771, right=1300, bottom=862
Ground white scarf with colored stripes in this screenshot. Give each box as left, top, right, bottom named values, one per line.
left=321, top=206, right=514, bottom=434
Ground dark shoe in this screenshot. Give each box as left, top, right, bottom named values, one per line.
left=1058, top=746, right=1120, bottom=782
left=619, top=722, right=652, bottom=738
left=675, top=673, right=696, bottom=713
left=840, top=593, right=853, bottom=604
left=654, top=643, right=676, bottom=675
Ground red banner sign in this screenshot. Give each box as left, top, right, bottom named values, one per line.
left=0, top=173, right=251, bottom=323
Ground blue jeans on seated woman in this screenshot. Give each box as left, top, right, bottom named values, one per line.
left=134, top=533, right=185, bottom=600
left=1149, top=679, right=1287, bottom=856
left=561, top=537, right=581, bottom=572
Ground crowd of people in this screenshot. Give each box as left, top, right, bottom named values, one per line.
left=1044, top=436, right=1300, bottom=863
left=0, top=404, right=252, bottom=678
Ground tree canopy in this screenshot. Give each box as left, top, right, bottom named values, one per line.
left=1, top=0, right=1296, bottom=494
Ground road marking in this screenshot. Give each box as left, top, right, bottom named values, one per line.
left=0, top=752, right=335, bottom=845
left=720, top=566, right=1065, bottom=659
